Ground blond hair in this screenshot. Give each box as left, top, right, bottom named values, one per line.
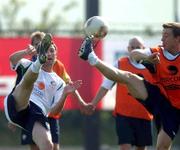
left=30, top=31, right=45, bottom=45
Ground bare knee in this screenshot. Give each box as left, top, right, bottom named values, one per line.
left=35, top=135, right=54, bottom=150
left=41, top=139, right=53, bottom=150
left=35, top=138, right=53, bottom=150
left=53, top=144, right=59, bottom=150
left=123, top=72, right=142, bottom=84
left=124, top=72, right=148, bottom=100
left=32, top=122, right=54, bottom=150
left=156, top=140, right=172, bottom=150
left=30, top=144, right=39, bottom=150
left=156, top=144, right=171, bottom=150
left=156, top=129, right=172, bottom=150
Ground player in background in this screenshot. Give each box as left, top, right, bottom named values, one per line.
left=83, top=37, right=154, bottom=150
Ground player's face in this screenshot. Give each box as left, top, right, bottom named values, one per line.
left=32, top=37, right=42, bottom=50
left=161, top=28, right=178, bottom=52
left=46, top=44, right=57, bottom=65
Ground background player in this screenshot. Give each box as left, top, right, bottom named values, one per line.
left=83, top=37, right=154, bottom=150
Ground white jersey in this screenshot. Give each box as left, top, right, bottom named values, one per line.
left=14, top=58, right=66, bottom=115
left=30, top=70, right=66, bottom=115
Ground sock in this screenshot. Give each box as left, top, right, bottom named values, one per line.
left=88, top=51, right=99, bottom=66
left=30, top=58, right=42, bottom=73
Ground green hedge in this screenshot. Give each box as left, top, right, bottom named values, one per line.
left=0, top=110, right=180, bottom=147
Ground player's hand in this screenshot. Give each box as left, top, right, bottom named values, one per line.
left=64, top=80, right=82, bottom=95
left=26, top=44, right=37, bottom=56
left=81, top=103, right=96, bottom=115
left=146, top=52, right=160, bottom=64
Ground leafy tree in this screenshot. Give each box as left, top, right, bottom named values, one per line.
left=1, top=0, right=26, bottom=30
left=0, top=0, right=80, bottom=35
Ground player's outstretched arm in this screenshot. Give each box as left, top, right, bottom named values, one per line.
left=83, top=87, right=109, bottom=115
left=50, top=80, right=82, bottom=115
left=130, top=49, right=160, bottom=64
left=9, top=45, right=36, bottom=66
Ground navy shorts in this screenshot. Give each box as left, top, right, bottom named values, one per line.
left=48, top=117, right=60, bottom=143
left=21, top=117, right=60, bottom=145
left=4, top=93, right=49, bottom=133
left=21, top=129, right=35, bottom=145
left=139, top=80, right=180, bottom=140
left=115, top=114, right=152, bottom=146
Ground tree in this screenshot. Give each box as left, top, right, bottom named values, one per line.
left=0, top=0, right=80, bottom=35
left=0, top=0, right=26, bottom=30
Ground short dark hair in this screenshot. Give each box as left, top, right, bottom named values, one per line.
left=163, top=22, right=180, bottom=37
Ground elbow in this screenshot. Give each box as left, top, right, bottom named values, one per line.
left=9, top=55, right=13, bottom=63
left=9, top=55, right=16, bottom=66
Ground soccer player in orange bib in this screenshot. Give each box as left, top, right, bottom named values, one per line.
left=83, top=37, right=154, bottom=150
left=78, top=22, right=180, bottom=150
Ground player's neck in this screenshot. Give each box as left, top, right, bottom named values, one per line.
left=167, top=48, right=180, bottom=56
left=41, top=65, right=53, bottom=72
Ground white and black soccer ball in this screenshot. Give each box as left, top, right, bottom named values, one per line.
left=84, top=16, right=109, bottom=39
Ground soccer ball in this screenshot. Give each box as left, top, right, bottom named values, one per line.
left=84, top=16, right=108, bottom=39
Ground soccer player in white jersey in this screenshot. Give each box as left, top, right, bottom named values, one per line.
left=4, top=34, right=82, bottom=150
